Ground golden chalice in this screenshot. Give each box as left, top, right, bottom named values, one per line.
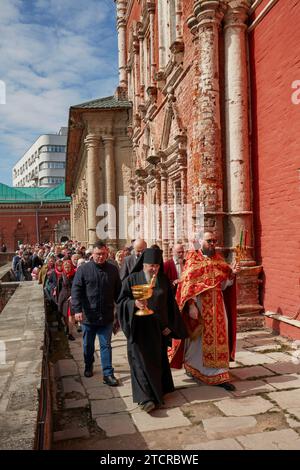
left=131, top=274, right=157, bottom=316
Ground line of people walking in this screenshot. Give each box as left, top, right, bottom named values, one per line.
left=67, top=234, right=239, bottom=413
left=10, top=235, right=240, bottom=412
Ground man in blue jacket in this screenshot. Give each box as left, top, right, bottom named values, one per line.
left=72, top=240, right=121, bottom=386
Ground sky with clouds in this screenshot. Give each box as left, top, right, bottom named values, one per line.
left=0, top=0, right=119, bottom=185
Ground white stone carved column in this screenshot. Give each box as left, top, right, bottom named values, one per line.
left=188, top=0, right=225, bottom=240
left=175, top=0, right=183, bottom=41
left=147, top=1, right=156, bottom=86
left=70, top=195, right=75, bottom=240
left=103, top=136, right=117, bottom=248
left=224, top=0, right=263, bottom=328
left=160, top=168, right=169, bottom=259
left=137, top=25, right=145, bottom=102
left=84, top=134, right=101, bottom=248
left=116, top=0, right=127, bottom=88
left=224, top=0, right=253, bottom=262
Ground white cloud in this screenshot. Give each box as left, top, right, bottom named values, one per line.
left=0, top=0, right=119, bottom=185
left=0, top=0, right=21, bottom=25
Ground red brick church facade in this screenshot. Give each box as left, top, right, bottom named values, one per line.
left=113, top=0, right=300, bottom=337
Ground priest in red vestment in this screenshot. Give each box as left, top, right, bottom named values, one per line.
left=168, top=232, right=239, bottom=391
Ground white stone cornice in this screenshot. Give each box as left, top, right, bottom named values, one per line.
left=102, top=136, right=115, bottom=143
left=146, top=1, right=156, bottom=14
left=84, top=134, right=101, bottom=149
left=224, top=0, right=250, bottom=30
left=194, top=0, right=226, bottom=28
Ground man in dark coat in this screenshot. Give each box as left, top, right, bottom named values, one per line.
left=72, top=241, right=121, bottom=386
left=119, top=238, right=147, bottom=281
left=117, top=248, right=188, bottom=412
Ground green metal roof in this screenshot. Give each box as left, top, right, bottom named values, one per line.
left=72, top=95, right=132, bottom=109
left=0, top=182, right=70, bottom=203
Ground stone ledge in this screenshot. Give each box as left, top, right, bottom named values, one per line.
left=0, top=282, right=45, bottom=449
left=264, top=311, right=300, bottom=328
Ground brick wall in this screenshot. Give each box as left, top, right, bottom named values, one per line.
left=0, top=205, right=70, bottom=251
left=250, top=0, right=300, bottom=317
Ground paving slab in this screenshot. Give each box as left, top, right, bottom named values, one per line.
left=64, top=398, right=89, bottom=409
left=171, top=369, right=198, bottom=389
left=62, top=377, right=86, bottom=395
left=264, top=374, right=300, bottom=390
left=56, top=359, right=79, bottom=377
left=267, top=389, right=300, bottom=409
left=215, top=396, right=273, bottom=416
left=180, top=385, right=232, bottom=404
left=286, top=408, right=300, bottom=420
left=121, top=395, right=141, bottom=413
left=236, top=331, right=273, bottom=339
left=53, top=427, right=90, bottom=442
left=264, top=352, right=294, bottom=362
left=236, top=428, right=300, bottom=450
left=244, top=337, right=280, bottom=347
left=229, top=361, right=241, bottom=368
left=264, top=361, right=300, bottom=375
left=132, top=407, right=191, bottom=432
left=70, top=350, right=84, bottom=361
left=202, top=416, right=257, bottom=439
left=249, top=344, right=282, bottom=353
left=111, top=381, right=132, bottom=398
left=0, top=399, right=9, bottom=413
left=285, top=416, right=300, bottom=428
left=96, top=413, right=136, bottom=437
left=81, top=375, right=103, bottom=389
left=86, top=386, right=114, bottom=400
left=90, top=397, right=128, bottom=417
left=183, top=438, right=243, bottom=450
left=160, top=390, right=187, bottom=409
left=231, top=366, right=275, bottom=381
left=231, top=380, right=275, bottom=397
left=0, top=374, right=10, bottom=397
left=234, top=351, right=276, bottom=366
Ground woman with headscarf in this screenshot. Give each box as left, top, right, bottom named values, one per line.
left=58, top=259, right=76, bottom=340
left=43, top=256, right=56, bottom=302
left=117, top=248, right=187, bottom=413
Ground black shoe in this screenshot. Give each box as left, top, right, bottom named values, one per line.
left=103, top=375, right=119, bottom=386
left=139, top=400, right=156, bottom=413
left=217, top=382, right=236, bottom=391
left=84, top=366, right=93, bottom=378
left=68, top=334, right=76, bottom=341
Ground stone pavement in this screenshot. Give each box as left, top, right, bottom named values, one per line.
left=52, top=328, right=300, bottom=450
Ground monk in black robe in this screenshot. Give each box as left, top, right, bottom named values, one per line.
left=117, top=248, right=187, bottom=413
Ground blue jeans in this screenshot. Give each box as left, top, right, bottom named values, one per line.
left=83, top=323, right=114, bottom=376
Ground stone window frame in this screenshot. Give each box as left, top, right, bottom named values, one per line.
left=157, top=0, right=176, bottom=70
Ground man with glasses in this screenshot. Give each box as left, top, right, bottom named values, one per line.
left=72, top=241, right=121, bottom=386
left=169, top=231, right=240, bottom=391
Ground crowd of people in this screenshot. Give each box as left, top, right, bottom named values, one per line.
left=11, top=233, right=240, bottom=412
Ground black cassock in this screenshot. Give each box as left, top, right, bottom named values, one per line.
left=117, top=271, right=187, bottom=405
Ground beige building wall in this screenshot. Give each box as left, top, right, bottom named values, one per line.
left=65, top=98, right=132, bottom=250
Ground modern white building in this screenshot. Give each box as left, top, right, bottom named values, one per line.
left=12, top=127, right=67, bottom=187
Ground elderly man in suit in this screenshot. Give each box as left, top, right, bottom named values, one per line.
left=120, top=238, right=147, bottom=281
left=164, top=243, right=185, bottom=291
